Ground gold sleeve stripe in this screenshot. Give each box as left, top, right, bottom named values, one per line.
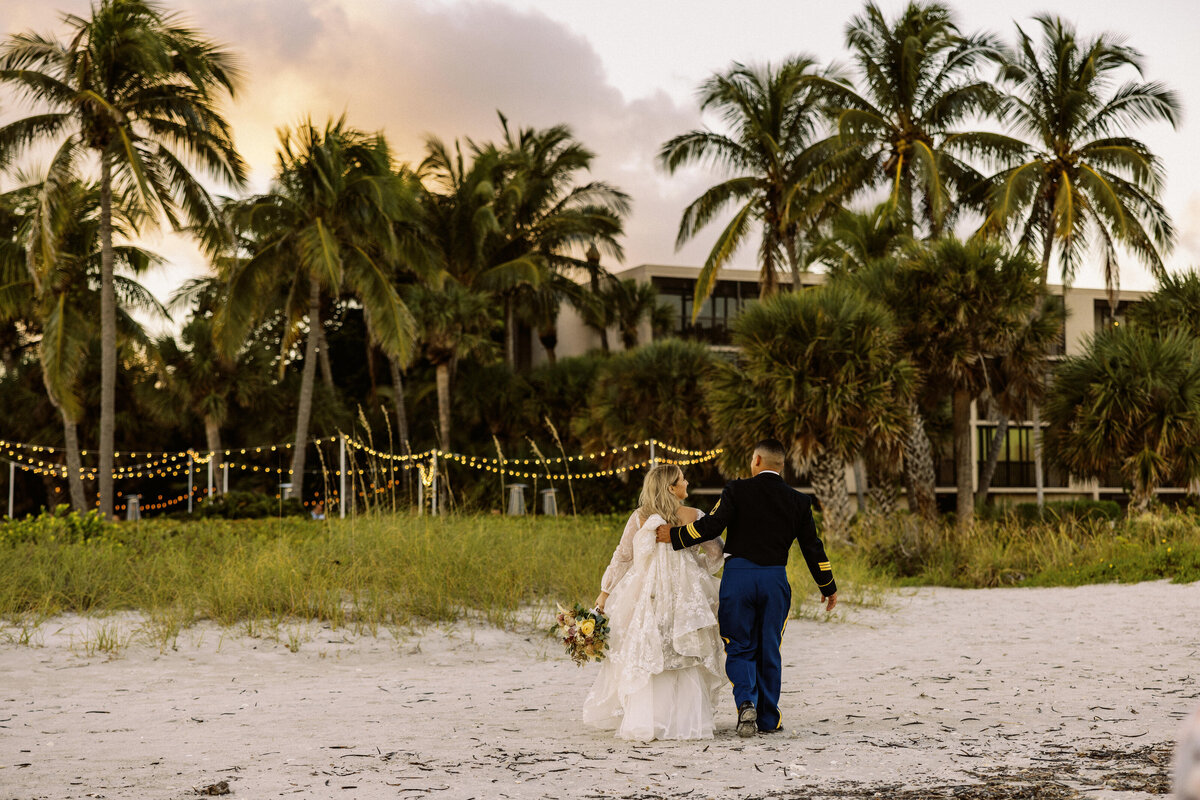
left=686, top=523, right=700, bottom=540
left=818, top=561, right=832, bottom=571
left=817, top=577, right=834, bottom=588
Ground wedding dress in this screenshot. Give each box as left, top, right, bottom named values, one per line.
left=582, top=510, right=726, bottom=740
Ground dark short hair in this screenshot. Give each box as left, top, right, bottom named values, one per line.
left=753, top=438, right=786, bottom=464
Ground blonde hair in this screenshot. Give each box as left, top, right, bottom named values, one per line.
left=638, top=464, right=684, bottom=526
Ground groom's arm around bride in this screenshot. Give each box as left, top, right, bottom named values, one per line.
left=654, top=442, right=837, bottom=612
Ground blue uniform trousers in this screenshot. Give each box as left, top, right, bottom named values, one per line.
left=717, top=558, right=791, bottom=731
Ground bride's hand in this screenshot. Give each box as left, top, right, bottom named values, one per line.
left=594, top=591, right=609, bottom=612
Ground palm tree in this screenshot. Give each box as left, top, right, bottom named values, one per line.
left=815, top=205, right=911, bottom=278
left=979, top=16, right=1180, bottom=507
left=660, top=57, right=846, bottom=308
left=896, top=237, right=1043, bottom=527
left=602, top=279, right=666, bottom=350
left=149, top=302, right=273, bottom=492
left=574, top=339, right=716, bottom=468
left=219, top=117, right=414, bottom=499
left=0, top=0, right=247, bottom=516
left=1045, top=328, right=1200, bottom=511
left=982, top=16, right=1180, bottom=298
left=403, top=282, right=497, bottom=449
left=491, top=119, right=629, bottom=365
left=708, top=286, right=915, bottom=538
left=0, top=175, right=160, bottom=511
left=975, top=294, right=1066, bottom=505
left=1125, top=270, right=1200, bottom=339
left=809, top=1, right=1000, bottom=236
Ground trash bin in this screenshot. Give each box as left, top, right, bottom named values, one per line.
left=125, top=495, right=141, bottom=521
left=506, top=484, right=527, bottom=516
left=540, top=488, right=558, bottom=516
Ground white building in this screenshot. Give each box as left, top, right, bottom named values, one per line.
left=527, top=263, right=1180, bottom=504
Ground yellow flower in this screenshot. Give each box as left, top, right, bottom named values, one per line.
left=580, top=619, right=595, bottom=637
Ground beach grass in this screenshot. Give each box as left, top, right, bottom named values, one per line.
left=0, top=506, right=1197, bottom=636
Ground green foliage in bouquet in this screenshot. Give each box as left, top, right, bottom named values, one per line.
left=553, top=602, right=610, bottom=666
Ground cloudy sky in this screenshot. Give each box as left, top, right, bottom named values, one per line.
left=3, top=0, right=1199, bottom=321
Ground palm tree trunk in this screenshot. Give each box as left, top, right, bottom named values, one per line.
left=387, top=356, right=410, bottom=447
left=809, top=452, right=851, bottom=540
left=504, top=296, right=516, bottom=368
left=852, top=456, right=867, bottom=513
left=204, top=415, right=223, bottom=495
left=435, top=361, right=451, bottom=450
left=867, top=469, right=900, bottom=515
left=1130, top=477, right=1154, bottom=513
left=288, top=278, right=322, bottom=499
left=61, top=413, right=87, bottom=512
left=388, top=355, right=413, bottom=501
left=317, top=327, right=334, bottom=390
left=953, top=389, right=973, bottom=530
left=98, top=158, right=116, bottom=518
left=1032, top=404, right=1046, bottom=508
left=1033, top=212, right=1056, bottom=509
left=976, top=414, right=1008, bottom=506
left=902, top=398, right=938, bottom=519
left=40, top=362, right=87, bottom=511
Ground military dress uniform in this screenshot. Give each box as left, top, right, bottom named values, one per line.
left=667, top=470, right=835, bottom=732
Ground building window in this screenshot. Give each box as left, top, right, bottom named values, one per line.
left=1094, top=298, right=1138, bottom=334
left=652, top=277, right=760, bottom=345
left=975, top=425, right=1068, bottom=488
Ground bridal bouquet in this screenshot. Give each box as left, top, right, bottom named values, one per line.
left=553, top=603, right=609, bottom=666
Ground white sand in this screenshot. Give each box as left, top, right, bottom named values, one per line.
left=2, top=582, right=1198, bottom=799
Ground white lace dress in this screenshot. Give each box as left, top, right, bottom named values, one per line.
left=582, top=510, right=726, bottom=741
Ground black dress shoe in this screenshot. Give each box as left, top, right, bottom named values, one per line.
left=736, top=701, right=757, bottom=738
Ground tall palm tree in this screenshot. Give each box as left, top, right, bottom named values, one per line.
left=491, top=119, right=629, bottom=365
left=1045, top=328, right=1200, bottom=511
left=979, top=16, right=1179, bottom=507
left=0, top=175, right=160, bottom=511
left=981, top=16, right=1180, bottom=298
left=660, top=57, right=846, bottom=309
left=403, top=282, right=497, bottom=449
left=708, top=286, right=915, bottom=538
left=896, top=237, right=1043, bottom=527
left=809, top=1, right=1000, bottom=237
left=219, top=117, right=414, bottom=499
left=0, top=0, right=247, bottom=516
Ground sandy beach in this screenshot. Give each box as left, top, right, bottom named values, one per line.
left=2, top=581, right=1197, bottom=799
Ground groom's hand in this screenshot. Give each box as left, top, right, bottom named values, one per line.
left=655, top=525, right=672, bottom=543
left=824, top=593, right=837, bottom=612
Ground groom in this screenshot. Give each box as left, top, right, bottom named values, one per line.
left=656, top=438, right=837, bottom=736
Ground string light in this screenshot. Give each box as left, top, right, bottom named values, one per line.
left=1, top=436, right=723, bottom=484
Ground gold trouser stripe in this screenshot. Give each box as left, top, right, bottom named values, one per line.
left=781, top=618, right=788, bottom=637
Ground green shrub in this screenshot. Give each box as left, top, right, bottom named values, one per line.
left=0, top=505, right=115, bottom=546
left=1011, top=499, right=1122, bottom=524
left=191, top=491, right=308, bottom=520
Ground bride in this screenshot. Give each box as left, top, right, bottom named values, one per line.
left=582, top=464, right=726, bottom=740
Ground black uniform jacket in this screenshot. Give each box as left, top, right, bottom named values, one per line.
left=668, top=471, right=836, bottom=597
